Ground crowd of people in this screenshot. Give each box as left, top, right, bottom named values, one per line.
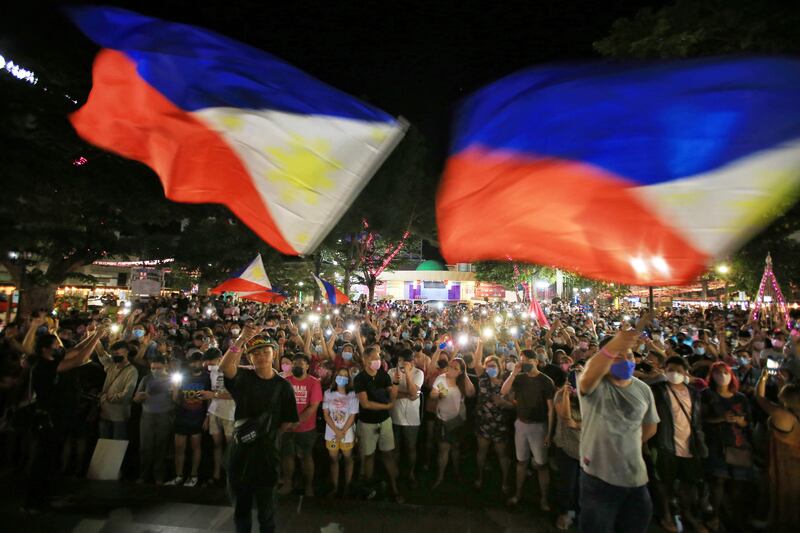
left=0, top=294, right=798, bottom=532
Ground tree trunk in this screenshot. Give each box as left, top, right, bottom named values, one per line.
left=343, top=267, right=352, bottom=296
left=20, top=283, right=57, bottom=318
left=367, top=278, right=376, bottom=302
left=313, top=253, right=322, bottom=303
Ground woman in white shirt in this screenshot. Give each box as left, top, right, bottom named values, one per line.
left=322, top=368, right=359, bottom=496
left=430, top=357, right=475, bottom=489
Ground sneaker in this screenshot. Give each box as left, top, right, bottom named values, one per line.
left=164, top=476, right=184, bottom=486
left=555, top=514, right=573, bottom=531
left=183, top=477, right=199, bottom=487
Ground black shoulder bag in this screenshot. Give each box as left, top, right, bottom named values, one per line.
left=233, top=384, right=282, bottom=446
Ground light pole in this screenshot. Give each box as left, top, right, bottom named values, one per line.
left=716, top=264, right=731, bottom=306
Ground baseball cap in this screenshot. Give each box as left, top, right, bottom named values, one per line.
left=245, top=335, right=277, bottom=354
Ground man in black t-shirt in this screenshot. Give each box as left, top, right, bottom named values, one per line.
left=353, top=346, right=403, bottom=502
left=221, top=331, right=297, bottom=533
left=501, top=350, right=556, bottom=510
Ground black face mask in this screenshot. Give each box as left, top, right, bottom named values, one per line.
left=52, top=347, right=66, bottom=360
left=437, top=359, right=448, bottom=369
left=292, top=366, right=304, bottom=378
left=111, top=355, right=126, bottom=363
left=521, top=363, right=534, bottom=373
left=413, top=344, right=423, bottom=352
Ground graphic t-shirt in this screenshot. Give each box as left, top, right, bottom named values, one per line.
left=285, top=374, right=323, bottom=433
left=207, top=365, right=235, bottom=421
left=322, top=390, right=359, bottom=442
left=175, top=371, right=211, bottom=425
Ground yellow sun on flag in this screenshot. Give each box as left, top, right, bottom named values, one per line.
left=248, top=264, right=267, bottom=282
left=264, top=135, right=340, bottom=205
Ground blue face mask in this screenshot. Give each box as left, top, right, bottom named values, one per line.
left=314, top=345, right=323, bottom=354
left=424, top=342, right=432, bottom=351
left=133, top=329, right=145, bottom=338
left=485, top=367, right=499, bottom=378
left=401, top=332, right=409, bottom=340
left=335, top=375, right=349, bottom=387
left=695, top=347, right=706, bottom=356
left=342, top=351, right=353, bottom=361
left=420, top=331, right=427, bottom=339
left=498, top=346, right=508, bottom=356
left=610, top=359, right=635, bottom=380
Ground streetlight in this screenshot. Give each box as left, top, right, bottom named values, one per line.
left=717, top=264, right=731, bottom=306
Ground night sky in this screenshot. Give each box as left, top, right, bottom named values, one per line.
left=2, top=0, right=665, bottom=164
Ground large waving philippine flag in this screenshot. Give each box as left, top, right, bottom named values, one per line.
left=66, top=7, right=406, bottom=256
left=312, top=274, right=350, bottom=305
left=436, top=57, right=800, bottom=285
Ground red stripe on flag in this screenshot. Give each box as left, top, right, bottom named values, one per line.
left=69, top=49, right=297, bottom=255
left=210, top=278, right=271, bottom=294
left=436, top=147, right=709, bottom=285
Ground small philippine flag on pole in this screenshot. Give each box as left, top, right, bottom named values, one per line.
left=66, top=6, right=406, bottom=256
left=313, top=274, right=350, bottom=305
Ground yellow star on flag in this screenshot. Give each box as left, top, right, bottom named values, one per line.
left=218, top=113, right=245, bottom=131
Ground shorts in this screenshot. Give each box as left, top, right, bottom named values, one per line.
left=326, top=439, right=355, bottom=452
left=175, top=415, right=204, bottom=436
left=281, top=429, right=317, bottom=458
left=393, top=424, right=420, bottom=451
left=208, top=413, right=235, bottom=439
left=357, top=418, right=395, bottom=456
left=436, top=418, right=466, bottom=445
left=514, top=419, right=548, bottom=466
left=654, top=450, right=702, bottom=484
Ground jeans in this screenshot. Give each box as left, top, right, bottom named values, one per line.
left=579, top=471, right=653, bottom=533
left=99, top=418, right=128, bottom=440
left=24, top=425, right=56, bottom=509
left=554, top=447, right=580, bottom=514
left=140, top=411, right=172, bottom=482
left=228, top=482, right=276, bottom=533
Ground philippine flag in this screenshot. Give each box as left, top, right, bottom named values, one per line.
left=312, top=274, right=350, bottom=305
left=66, top=7, right=405, bottom=256
left=210, top=254, right=271, bottom=294
left=437, top=57, right=800, bottom=285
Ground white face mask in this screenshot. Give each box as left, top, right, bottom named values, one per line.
left=505, top=362, right=516, bottom=372
left=666, top=371, right=685, bottom=385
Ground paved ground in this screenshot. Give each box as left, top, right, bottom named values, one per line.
left=2, top=474, right=566, bottom=533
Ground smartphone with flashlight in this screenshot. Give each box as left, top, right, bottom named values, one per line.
left=766, top=358, right=780, bottom=375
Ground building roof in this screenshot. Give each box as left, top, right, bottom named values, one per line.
left=416, top=260, right=448, bottom=271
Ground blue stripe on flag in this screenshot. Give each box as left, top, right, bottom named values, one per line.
left=65, top=6, right=397, bottom=123
left=452, top=57, right=800, bottom=185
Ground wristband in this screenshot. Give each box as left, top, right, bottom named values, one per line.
left=599, top=346, right=616, bottom=360
left=229, top=344, right=241, bottom=354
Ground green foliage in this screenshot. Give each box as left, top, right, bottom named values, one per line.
left=594, top=0, right=800, bottom=59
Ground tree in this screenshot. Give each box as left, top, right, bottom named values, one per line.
left=595, top=0, right=800, bottom=295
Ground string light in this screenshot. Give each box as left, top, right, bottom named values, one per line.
left=0, top=53, right=38, bottom=84
left=72, top=156, right=88, bottom=166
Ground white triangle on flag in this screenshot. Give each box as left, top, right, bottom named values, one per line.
left=239, top=254, right=271, bottom=289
